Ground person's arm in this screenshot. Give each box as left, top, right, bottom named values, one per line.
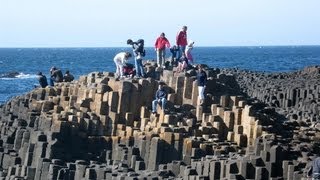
left=154, top=38, right=158, bottom=50
left=204, top=72, right=208, bottom=86
left=155, top=90, right=159, bottom=100
left=133, top=42, right=139, bottom=54
left=166, top=38, right=171, bottom=48
left=176, top=31, right=181, bottom=45
left=159, top=89, right=167, bottom=99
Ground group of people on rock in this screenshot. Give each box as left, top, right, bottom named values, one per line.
left=36, top=66, right=74, bottom=88
left=113, top=25, right=195, bottom=79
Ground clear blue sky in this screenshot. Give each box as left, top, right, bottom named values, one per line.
left=0, top=0, right=319, bottom=47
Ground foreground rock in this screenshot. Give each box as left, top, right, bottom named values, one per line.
left=0, top=63, right=319, bottom=179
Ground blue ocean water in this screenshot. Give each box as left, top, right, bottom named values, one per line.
left=0, top=46, right=320, bottom=104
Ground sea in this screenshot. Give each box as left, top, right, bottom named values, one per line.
left=1, top=46, right=320, bottom=104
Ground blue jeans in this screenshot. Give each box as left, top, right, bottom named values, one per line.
left=156, top=49, right=166, bottom=67
left=135, top=58, right=145, bottom=77
left=177, top=45, right=186, bottom=59
left=152, top=98, right=167, bottom=112
left=49, top=77, right=55, bottom=86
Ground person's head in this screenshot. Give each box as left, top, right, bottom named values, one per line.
left=37, top=72, right=43, bottom=76
left=182, top=26, right=187, bottom=32
left=158, top=82, right=165, bottom=89
left=160, top=32, right=165, bottom=37
left=51, top=66, right=57, bottom=71
left=65, top=70, right=70, bottom=74
left=127, top=39, right=133, bottom=45
left=172, top=45, right=177, bottom=49
left=125, top=52, right=132, bottom=59
left=188, top=41, right=194, bottom=47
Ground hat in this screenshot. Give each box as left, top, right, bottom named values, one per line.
left=127, top=39, right=133, bottom=44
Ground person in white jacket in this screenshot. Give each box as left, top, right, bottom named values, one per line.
left=113, top=52, right=132, bottom=78
left=185, top=41, right=194, bottom=65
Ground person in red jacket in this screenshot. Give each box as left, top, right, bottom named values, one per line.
left=176, top=25, right=188, bottom=59
left=154, top=32, right=170, bottom=67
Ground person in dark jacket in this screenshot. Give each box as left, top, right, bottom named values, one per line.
left=49, top=66, right=63, bottom=86
left=197, top=64, right=207, bottom=105
left=170, top=45, right=179, bottom=66
left=152, top=82, right=167, bottom=114
left=37, top=72, right=48, bottom=88
left=63, top=70, right=74, bottom=82
left=127, top=39, right=146, bottom=78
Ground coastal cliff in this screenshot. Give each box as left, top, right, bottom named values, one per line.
left=0, top=62, right=319, bottom=179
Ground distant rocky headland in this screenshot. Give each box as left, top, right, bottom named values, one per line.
left=0, top=61, right=319, bottom=180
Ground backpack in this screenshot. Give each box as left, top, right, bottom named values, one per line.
left=140, top=49, right=146, bottom=57
left=136, top=39, right=146, bottom=57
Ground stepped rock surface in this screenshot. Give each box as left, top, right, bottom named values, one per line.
left=0, top=62, right=319, bottom=180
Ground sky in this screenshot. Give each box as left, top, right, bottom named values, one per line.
left=0, top=0, right=319, bottom=47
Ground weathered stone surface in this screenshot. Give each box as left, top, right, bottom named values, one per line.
left=0, top=64, right=318, bottom=179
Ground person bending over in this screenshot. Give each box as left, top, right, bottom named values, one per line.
left=152, top=82, right=167, bottom=114
left=113, top=52, right=132, bottom=78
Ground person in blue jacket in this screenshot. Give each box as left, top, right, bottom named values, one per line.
left=152, top=82, right=167, bottom=114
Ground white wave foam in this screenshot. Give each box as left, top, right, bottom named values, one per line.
left=15, top=73, right=37, bottom=79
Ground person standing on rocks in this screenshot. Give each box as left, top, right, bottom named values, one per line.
left=185, top=41, right=195, bottom=65
left=113, top=52, right=132, bottom=78
left=170, top=45, right=179, bottom=66
left=36, top=72, right=48, bottom=88
left=127, top=39, right=146, bottom=78
left=49, top=66, right=63, bottom=86
left=152, top=82, right=167, bottom=114
left=176, top=25, right=188, bottom=60
left=154, top=32, right=170, bottom=68
left=197, top=64, right=207, bottom=105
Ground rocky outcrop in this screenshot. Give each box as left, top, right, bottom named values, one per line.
left=0, top=63, right=319, bottom=179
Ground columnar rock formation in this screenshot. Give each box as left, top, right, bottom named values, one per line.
left=0, top=63, right=319, bottom=179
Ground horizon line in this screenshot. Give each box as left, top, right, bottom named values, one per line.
left=0, top=45, right=320, bottom=48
